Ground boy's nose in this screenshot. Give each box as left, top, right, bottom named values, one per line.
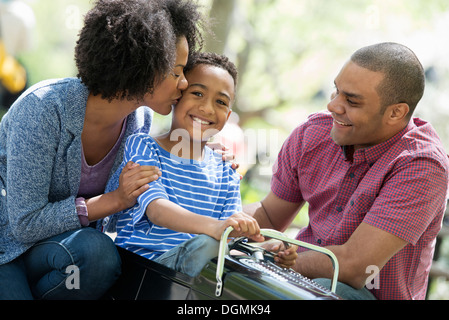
left=199, top=101, right=214, bottom=114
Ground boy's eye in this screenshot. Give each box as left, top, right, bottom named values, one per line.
left=192, top=91, right=203, bottom=97
left=170, top=72, right=181, bottom=78
left=217, top=99, right=228, bottom=107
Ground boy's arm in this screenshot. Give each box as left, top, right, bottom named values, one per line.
left=219, top=168, right=243, bottom=220
left=146, top=199, right=263, bottom=241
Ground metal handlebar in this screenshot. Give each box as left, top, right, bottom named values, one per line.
left=215, top=227, right=339, bottom=297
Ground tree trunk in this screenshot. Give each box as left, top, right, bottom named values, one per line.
left=204, top=0, right=236, bottom=54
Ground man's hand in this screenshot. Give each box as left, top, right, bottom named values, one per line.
left=262, top=240, right=298, bottom=269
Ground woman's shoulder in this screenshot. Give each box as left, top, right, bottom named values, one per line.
left=7, top=78, right=88, bottom=127
left=24, top=78, right=85, bottom=99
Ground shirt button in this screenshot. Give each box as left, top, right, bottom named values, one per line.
left=102, top=217, right=110, bottom=226
left=349, top=173, right=355, bottom=178
left=336, top=206, right=343, bottom=212
left=1, top=189, right=6, bottom=197
left=350, top=200, right=354, bottom=206
left=317, top=239, right=322, bottom=244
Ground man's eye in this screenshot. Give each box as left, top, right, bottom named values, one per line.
left=192, top=91, right=203, bottom=97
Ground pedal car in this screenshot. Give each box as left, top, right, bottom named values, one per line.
left=104, top=228, right=342, bottom=300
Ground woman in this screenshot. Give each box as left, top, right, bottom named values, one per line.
left=0, top=0, right=204, bottom=299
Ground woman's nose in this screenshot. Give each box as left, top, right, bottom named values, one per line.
left=178, top=76, right=188, bottom=91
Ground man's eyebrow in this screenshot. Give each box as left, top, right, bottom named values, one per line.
left=334, top=81, right=365, bottom=100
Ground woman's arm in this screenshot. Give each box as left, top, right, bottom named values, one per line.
left=6, top=94, right=79, bottom=243
left=85, top=162, right=161, bottom=222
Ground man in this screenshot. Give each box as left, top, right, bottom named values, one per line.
left=245, top=42, right=449, bottom=300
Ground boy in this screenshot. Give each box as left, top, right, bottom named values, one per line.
left=106, top=52, right=266, bottom=277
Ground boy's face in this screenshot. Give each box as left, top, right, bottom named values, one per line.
left=171, top=64, right=234, bottom=142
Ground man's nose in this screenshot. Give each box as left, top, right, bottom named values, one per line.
left=327, top=92, right=344, bottom=114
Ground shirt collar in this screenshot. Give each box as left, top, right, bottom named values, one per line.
left=342, top=120, right=416, bottom=166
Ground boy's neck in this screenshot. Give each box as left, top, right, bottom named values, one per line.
left=155, top=132, right=207, bottom=162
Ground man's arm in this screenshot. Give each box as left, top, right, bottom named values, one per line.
left=294, top=222, right=408, bottom=289
left=244, top=192, right=408, bottom=289
left=243, top=191, right=305, bottom=231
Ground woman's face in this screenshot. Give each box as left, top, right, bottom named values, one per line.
left=142, top=36, right=189, bottom=115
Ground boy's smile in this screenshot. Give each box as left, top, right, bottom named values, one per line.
left=172, top=64, right=234, bottom=141
left=191, top=114, right=214, bottom=126
left=155, top=62, right=235, bottom=159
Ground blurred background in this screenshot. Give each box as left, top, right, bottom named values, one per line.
left=1, top=0, right=449, bottom=299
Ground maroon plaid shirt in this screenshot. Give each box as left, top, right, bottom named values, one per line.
left=272, top=111, right=449, bottom=300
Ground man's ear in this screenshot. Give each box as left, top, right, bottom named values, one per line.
left=386, top=103, right=409, bottom=124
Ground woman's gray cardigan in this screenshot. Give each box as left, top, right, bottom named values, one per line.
left=0, top=78, right=153, bottom=265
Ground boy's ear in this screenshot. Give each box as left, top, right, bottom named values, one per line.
left=227, top=110, right=232, bottom=120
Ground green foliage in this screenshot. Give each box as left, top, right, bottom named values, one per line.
left=19, top=0, right=92, bottom=84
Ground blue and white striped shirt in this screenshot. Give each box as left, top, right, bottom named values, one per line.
left=114, top=134, right=242, bottom=260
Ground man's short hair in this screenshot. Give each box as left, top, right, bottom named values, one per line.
left=350, top=42, right=425, bottom=116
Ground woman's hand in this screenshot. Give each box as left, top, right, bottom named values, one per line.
left=207, top=141, right=240, bottom=170
left=115, top=161, right=161, bottom=210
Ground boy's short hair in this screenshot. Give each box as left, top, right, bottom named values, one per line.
left=75, top=0, right=204, bottom=102
left=184, top=52, right=238, bottom=90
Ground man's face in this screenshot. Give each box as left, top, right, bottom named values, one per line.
left=327, top=61, right=390, bottom=150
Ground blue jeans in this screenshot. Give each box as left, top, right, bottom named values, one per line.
left=0, top=228, right=121, bottom=300
left=154, top=235, right=219, bottom=277
left=313, top=278, right=377, bottom=300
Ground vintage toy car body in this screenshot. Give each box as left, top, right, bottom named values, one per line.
left=104, top=228, right=342, bottom=300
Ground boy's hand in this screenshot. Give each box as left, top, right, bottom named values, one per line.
left=116, top=161, right=161, bottom=210
left=213, top=212, right=264, bottom=242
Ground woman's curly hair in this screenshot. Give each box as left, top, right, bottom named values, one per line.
left=75, top=0, right=204, bottom=101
